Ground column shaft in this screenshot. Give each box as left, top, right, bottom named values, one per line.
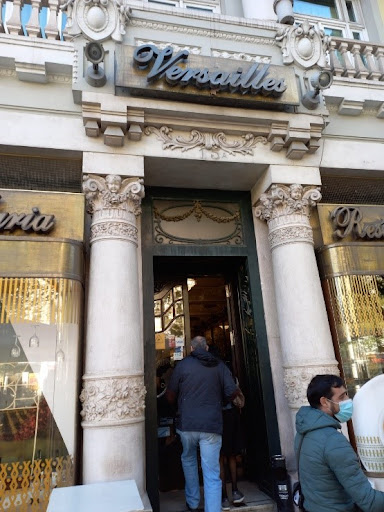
left=81, top=174, right=146, bottom=494
left=255, top=185, right=339, bottom=416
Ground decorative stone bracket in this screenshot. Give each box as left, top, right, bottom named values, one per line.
left=82, top=100, right=324, bottom=160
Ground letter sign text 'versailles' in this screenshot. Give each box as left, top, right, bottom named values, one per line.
left=133, top=45, right=287, bottom=97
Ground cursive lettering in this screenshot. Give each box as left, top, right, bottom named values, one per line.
left=331, top=206, right=384, bottom=240
left=0, top=204, right=55, bottom=234
left=133, top=44, right=287, bottom=98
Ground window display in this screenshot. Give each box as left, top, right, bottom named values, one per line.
left=0, top=277, right=82, bottom=510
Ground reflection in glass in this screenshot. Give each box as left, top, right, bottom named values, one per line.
left=163, top=307, right=174, bottom=329
left=326, top=274, right=384, bottom=397
left=0, top=277, right=82, bottom=509
left=163, top=290, right=173, bottom=311
left=174, top=285, right=183, bottom=300
left=294, top=0, right=338, bottom=18
left=175, top=300, right=184, bottom=315
left=154, top=300, right=162, bottom=316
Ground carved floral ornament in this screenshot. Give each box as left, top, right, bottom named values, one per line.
left=60, top=0, right=131, bottom=42
left=80, top=375, right=146, bottom=426
left=82, top=174, right=145, bottom=216
left=254, top=184, right=322, bottom=222
left=144, top=126, right=267, bottom=159
left=275, top=19, right=330, bottom=69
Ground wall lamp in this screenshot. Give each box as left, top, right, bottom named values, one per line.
left=85, top=41, right=106, bottom=87
left=301, top=70, right=333, bottom=110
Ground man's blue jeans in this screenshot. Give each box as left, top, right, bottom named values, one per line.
left=177, top=430, right=222, bottom=512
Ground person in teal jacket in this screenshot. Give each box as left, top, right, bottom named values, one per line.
left=295, top=374, right=384, bottom=512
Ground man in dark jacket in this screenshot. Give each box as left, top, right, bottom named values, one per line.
left=295, top=374, right=384, bottom=512
left=166, top=336, right=242, bottom=512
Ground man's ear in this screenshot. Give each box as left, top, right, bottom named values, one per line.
left=319, top=396, right=329, bottom=408
left=205, top=345, right=209, bottom=351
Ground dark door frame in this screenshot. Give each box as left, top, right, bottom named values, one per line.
left=142, top=188, right=280, bottom=512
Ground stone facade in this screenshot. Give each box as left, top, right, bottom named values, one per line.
left=0, top=0, right=384, bottom=508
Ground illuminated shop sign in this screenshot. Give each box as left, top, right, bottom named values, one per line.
left=331, top=206, right=384, bottom=240
left=0, top=194, right=55, bottom=233
left=115, top=45, right=300, bottom=108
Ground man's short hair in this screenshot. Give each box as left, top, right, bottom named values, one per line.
left=191, top=336, right=207, bottom=350
left=307, top=374, right=345, bottom=408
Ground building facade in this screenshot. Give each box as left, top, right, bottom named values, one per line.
left=0, top=0, right=383, bottom=510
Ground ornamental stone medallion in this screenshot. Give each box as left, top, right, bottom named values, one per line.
left=61, top=0, right=130, bottom=42
left=275, top=19, right=330, bottom=69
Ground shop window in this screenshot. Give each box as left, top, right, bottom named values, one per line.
left=294, top=0, right=367, bottom=40
left=324, top=274, right=384, bottom=398
left=0, top=277, right=82, bottom=509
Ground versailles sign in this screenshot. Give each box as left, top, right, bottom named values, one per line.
left=115, top=44, right=300, bottom=108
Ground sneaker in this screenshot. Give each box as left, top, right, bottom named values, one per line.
left=232, top=490, right=244, bottom=504
left=222, top=498, right=231, bottom=511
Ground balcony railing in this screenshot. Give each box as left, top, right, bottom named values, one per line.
left=328, top=37, right=384, bottom=81
left=0, top=0, right=66, bottom=40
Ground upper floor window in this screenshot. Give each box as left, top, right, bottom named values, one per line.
left=294, top=0, right=367, bottom=40
left=147, top=0, right=220, bottom=13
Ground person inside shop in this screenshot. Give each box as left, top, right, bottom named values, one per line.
left=209, top=346, right=245, bottom=510
left=295, top=374, right=384, bottom=512
left=166, top=336, right=243, bottom=512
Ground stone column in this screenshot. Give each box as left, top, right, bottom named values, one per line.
left=81, top=174, right=146, bottom=493
left=254, top=184, right=339, bottom=421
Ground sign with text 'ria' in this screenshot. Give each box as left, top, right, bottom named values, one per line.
left=115, top=44, right=300, bottom=109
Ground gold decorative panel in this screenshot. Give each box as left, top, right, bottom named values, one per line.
left=0, top=278, right=81, bottom=325
left=323, top=274, right=384, bottom=397
left=0, top=456, right=73, bottom=512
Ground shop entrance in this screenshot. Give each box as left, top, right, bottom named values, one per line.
left=142, top=189, right=280, bottom=512
left=154, top=259, right=246, bottom=493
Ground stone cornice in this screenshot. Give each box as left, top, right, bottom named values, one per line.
left=82, top=94, right=325, bottom=160
left=127, top=2, right=281, bottom=32
left=0, top=34, right=73, bottom=83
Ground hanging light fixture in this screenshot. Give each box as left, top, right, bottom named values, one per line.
left=55, top=328, right=65, bottom=364
left=11, top=335, right=21, bottom=358
left=29, top=325, right=40, bottom=348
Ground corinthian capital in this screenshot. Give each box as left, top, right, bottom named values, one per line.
left=83, top=174, right=145, bottom=216
left=254, top=184, right=322, bottom=222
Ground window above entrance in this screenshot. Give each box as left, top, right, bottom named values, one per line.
left=294, top=0, right=367, bottom=40
left=146, top=0, right=221, bottom=13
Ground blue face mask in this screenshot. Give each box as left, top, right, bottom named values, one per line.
left=328, top=398, right=353, bottom=423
